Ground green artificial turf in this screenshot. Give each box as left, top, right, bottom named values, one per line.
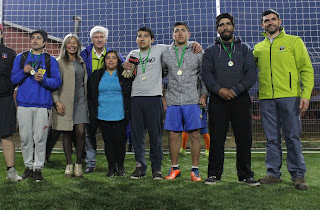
left=0, top=152, right=319, bottom=209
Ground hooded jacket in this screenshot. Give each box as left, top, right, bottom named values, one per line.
left=202, top=36, right=257, bottom=99
left=11, top=52, right=62, bottom=108
left=253, top=28, right=314, bottom=100
left=162, top=41, right=208, bottom=106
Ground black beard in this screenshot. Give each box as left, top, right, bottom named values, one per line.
left=266, top=25, right=280, bottom=35
left=220, top=31, right=234, bottom=41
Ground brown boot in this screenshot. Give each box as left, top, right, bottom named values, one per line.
left=258, top=175, right=282, bottom=184
left=74, top=163, right=83, bottom=178
left=293, top=177, right=308, bottom=190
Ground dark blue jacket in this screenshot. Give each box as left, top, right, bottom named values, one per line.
left=0, top=44, right=16, bottom=98
left=202, top=37, right=257, bottom=98
left=80, top=44, right=125, bottom=78
left=11, top=52, right=62, bottom=108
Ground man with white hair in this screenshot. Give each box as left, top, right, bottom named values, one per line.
left=81, top=26, right=125, bottom=173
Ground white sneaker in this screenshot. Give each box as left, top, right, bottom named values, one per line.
left=6, top=167, right=22, bottom=182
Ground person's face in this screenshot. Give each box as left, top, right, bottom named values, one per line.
left=136, top=31, right=154, bottom=51
left=172, top=25, right=190, bottom=46
left=217, top=18, right=235, bottom=41
left=105, top=52, right=118, bottom=70
left=66, top=37, right=78, bottom=55
left=261, top=13, right=282, bottom=35
left=31, top=33, right=46, bottom=50
left=92, top=32, right=107, bottom=50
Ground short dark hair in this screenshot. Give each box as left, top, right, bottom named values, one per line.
left=260, top=9, right=280, bottom=23
left=137, top=26, right=154, bottom=39
left=172, top=22, right=189, bottom=32
left=30, top=30, right=48, bottom=42
left=215, top=13, right=235, bottom=29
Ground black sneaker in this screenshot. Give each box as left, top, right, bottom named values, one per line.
left=204, top=176, right=219, bottom=185
left=33, top=169, right=44, bottom=182
left=240, top=178, right=261, bottom=186
left=85, top=166, right=96, bottom=173
left=21, top=167, right=33, bottom=179
left=117, top=167, right=126, bottom=177
left=130, top=167, right=145, bottom=179
left=152, top=171, right=163, bottom=180
left=106, top=169, right=115, bottom=177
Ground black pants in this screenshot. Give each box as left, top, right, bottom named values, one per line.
left=131, top=96, right=163, bottom=174
left=98, top=119, right=127, bottom=169
left=207, top=92, right=254, bottom=180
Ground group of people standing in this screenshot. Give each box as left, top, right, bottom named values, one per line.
left=0, top=9, right=313, bottom=191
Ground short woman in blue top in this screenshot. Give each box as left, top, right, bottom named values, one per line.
left=88, top=50, right=132, bottom=177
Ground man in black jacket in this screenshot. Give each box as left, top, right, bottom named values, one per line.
left=201, top=13, right=259, bottom=186
left=0, top=23, right=22, bottom=182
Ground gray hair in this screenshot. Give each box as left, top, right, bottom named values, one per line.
left=90, top=26, right=109, bottom=40
left=58, top=33, right=82, bottom=63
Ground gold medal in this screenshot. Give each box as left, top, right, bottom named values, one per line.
left=30, top=69, right=35, bottom=75
left=177, top=69, right=182, bottom=76
left=228, top=60, right=234, bottom=67
left=142, top=76, right=147, bottom=81
left=200, top=114, right=203, bottom=119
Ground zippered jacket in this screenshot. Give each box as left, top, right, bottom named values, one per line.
left=80, top=44, right=125, bottom=78
left=162, top=41, right=208, bottom=106
left=253, top=28, right=314, bottom=100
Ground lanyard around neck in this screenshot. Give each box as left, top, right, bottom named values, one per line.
left=220, top=39, right=234, bottom=60
left=31, top=50, right=43, bottom=68
left=139, top=47, right=151, bottom=74
left=175, top=44, right=187, bottom=68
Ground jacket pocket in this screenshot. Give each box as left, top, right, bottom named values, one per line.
left=289, top=72, right=292, bottom=90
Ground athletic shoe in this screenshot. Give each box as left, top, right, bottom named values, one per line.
left=190, top=170, right=202, bottom=181
left=152, top=171, right=163, bottom=180
left=85, top=166, right=96, bottom=173
left=258, top=175, right=282, bottom=184
left=204, top=176, right=219, bottom=185
left=130, top=167, right=145, bottom=179
left=293, top=177, right=308, bottom=190
left=33, top=169, right=44, bottom=182
left=6, top=167, right=22, bottom=182
left=106, top=169, right=115, bottom=177
left=21, top=167, right=33, bottom=179
left=240, top=178, right=261, bottom=186
left=117, top=167, right=126, bottom=177
left=179, top=148, right=186, bottom=156
left=165, top=167, right=181, bottom=180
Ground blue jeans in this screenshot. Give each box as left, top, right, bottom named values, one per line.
left=260, top=97, right=306, bottom=180
left=131, top=96, right=163, bottom=174
left=85, top=124, right=97, bottom=168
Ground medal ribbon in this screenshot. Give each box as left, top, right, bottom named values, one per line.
left=139, top=47, right=151, bottom=74
left=175, top=44, right=187, bottom=68
left=31, top=50, right=43, bottom=69
left=220, top=39, right=233, bottom=61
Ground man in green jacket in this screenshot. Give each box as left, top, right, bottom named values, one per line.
left=254, top=9, right=314, bottom=190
